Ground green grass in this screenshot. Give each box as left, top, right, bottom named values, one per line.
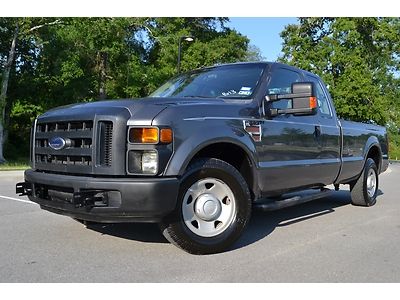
left=389, top=133, right=400, bottom=161
left=0, top=160, right=30, bottom=171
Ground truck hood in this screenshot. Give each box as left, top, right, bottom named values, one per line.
left=38, top=97, right=227, bottom=125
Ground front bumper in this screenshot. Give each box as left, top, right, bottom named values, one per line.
left=17, top=169, right=179, bottom=223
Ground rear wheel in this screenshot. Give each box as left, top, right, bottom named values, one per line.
left=350, top=158, right=379, bottom=207
left=160, top=158, right=251, bottom=255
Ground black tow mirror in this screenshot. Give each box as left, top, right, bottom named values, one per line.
left=265, top=82, right=318, bottom=116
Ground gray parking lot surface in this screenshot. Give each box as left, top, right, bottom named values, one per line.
left=0, top=166, right=399, bottom=282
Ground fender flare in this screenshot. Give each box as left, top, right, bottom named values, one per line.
left=164, top=127, right=258, bottom=177
left=363, top=136, right=383, bottom=172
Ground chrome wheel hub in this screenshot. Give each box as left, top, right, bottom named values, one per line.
left=366, top=169, right=377, bottom=198
left=182, top=178, right=236, bottom=238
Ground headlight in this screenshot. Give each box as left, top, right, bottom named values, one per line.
left=128, top=127, right=173, bottom=144
left=127, top=150, right=158, bottom=174
left=127, top=126, right=172, bottom=175
left=142, top=151, right=158, bottom=174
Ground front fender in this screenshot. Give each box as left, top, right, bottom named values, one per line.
left=164, top=120, right=258, bottom=176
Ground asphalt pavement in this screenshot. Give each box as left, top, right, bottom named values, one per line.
left=0, top=166, right=399, bottom=282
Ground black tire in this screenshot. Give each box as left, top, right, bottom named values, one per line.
left=350, top=158, right=379, bottom=207
left=159, top=158, right=252, bottom=255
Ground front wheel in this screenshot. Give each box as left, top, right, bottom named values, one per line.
left=160, top=158, right=252, bottom=255
left=350, top=158, right=379, bottom=207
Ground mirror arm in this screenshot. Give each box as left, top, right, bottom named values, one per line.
left=267, top=92, right=312, bottom=102
left=264, top=82, right=317, bottom=117
left=275, top=107, right=315, bottom=115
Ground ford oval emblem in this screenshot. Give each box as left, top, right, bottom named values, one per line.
left=49, top=137, right=66, bottom=150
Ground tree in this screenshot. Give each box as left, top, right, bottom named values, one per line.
left=0, top=21, right=18, bottom=163
left=0, top=18, right=61, bottom=163
left=279, top=17, right=400, bottom=126
left=244, top=44, right=265, bottom=62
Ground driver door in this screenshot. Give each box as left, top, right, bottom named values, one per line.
left=257, top=66, right=322, bottom=194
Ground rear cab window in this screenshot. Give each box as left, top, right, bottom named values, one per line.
left=304, top=75, right=332, bottom=117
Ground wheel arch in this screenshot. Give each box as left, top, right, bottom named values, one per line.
left=363, top=136, right=383, bottom=173
left=365, top=144, right=382, bottom=173
left=165, top=136, right=259, bottom=200
left=191, top=142, right=258, bottom=199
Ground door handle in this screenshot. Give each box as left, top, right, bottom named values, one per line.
left=314, top=125, right=321, bottom=139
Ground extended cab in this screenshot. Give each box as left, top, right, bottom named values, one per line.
left=16, top=62, right=389, bottom=254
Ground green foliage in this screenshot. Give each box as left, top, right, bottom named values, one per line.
left=5, top=100, right=44, bottom=161
left=279, top=17, right=400, bottom=127
left=2, top=17, right=249, bottom=104
left=389, top=132, right=400, bottom=160
left=244, top=44, right=266, bottom=62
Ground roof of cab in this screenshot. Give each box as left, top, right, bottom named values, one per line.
left=195, top=61, right=322, bottom=80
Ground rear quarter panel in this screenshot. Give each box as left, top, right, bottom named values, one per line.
left=335, top=119, right=388, bottom=184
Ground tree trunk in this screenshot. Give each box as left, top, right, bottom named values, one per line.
left=0, top=23, right=19, bottom=163
left=0, top=123, right=5, bottom=164
left=3, top=99, right=12, bottom=143
left=98, top=51, right=108, bottom=100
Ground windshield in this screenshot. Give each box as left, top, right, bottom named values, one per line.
left=149, top=64, right=266, bottom=99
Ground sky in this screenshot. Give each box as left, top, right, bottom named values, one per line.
left=228, top=17, right=298, bottom=61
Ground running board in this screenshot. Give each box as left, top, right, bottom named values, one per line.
left=253, top=189, right=334, bottom=211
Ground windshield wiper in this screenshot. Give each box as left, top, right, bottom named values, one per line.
left=182, top=95, right=214, bottom=98
left=216, top=95, right=248, bottom=99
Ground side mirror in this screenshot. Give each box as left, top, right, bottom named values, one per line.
left=265, top=82, right=318, bottom=116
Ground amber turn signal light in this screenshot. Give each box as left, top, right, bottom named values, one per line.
left=129, top=128, right=158, bottom=144
left=309, top=97, right=317, bottom=109
left=129, top=127, right=173, bottom=144
left=160, top=128, right=173, bottom=143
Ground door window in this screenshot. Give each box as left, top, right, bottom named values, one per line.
left=266, top=68, right=302, bottom=109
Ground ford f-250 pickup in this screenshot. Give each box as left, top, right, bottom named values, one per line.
left=16, top=62, right=389, bottom=254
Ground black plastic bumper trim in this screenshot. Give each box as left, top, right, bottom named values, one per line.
left=22, top=169, right=179, bottom=223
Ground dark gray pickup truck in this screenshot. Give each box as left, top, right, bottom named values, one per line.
left=16, top=62, right=389, bottom=254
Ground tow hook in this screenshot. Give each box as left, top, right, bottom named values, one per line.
left=72, top=190, right=108, bottom=208
left=16, top=182, right=33, bottom=196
